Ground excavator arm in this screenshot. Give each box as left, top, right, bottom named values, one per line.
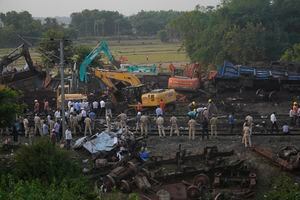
left=94, top=68, right=142, bottom=91
left=0, top=44, right=34, bottom=72
left=79, top=40, right=120, bottom=82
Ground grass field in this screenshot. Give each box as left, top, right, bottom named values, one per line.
left=0, top=39, right=189, bottom=67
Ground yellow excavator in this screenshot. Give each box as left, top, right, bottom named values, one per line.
left=93, top=68, right=176, bottom=109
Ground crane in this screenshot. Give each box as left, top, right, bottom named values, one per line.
left=0, top=43, right=35, bottom=73
left=79, top=40, right=120, bottom=82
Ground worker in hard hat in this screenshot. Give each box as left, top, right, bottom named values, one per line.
left=188, top=101, right=197, bottom=111
left=207, top=99, right=218, bottom=119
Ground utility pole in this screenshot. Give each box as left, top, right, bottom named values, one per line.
left=59, top=39, right=66, bottom=139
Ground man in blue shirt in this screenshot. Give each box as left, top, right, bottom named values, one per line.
left=155, top=106, right=163, bottom=117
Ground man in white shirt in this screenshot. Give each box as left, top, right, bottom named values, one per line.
left=92, top=100, right=99, bottom=110
left=100, top=100, right=105, bottom=116
left=54, top=110, right=61, bottom=121
left=65, top=127, right=72, bottom=150
left=270, top=112, right=279, bottom=134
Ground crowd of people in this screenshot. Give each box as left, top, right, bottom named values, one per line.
left=3, top=96, right=297, bottom=150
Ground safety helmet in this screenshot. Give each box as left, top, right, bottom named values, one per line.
left=137, top=112, right=141, bottom=115
left=293, top=102, right=297, bottom=105
left=192, top=101, right=195, bottom=105
left=208, top=99, right=212, bottom=103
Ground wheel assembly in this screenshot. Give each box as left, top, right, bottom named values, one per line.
left=193, top=173, right=210, bottom=187
left=187, top=185, right=201, bottom=199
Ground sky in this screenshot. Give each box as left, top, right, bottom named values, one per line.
left=0, top=0, right=220, bottom=17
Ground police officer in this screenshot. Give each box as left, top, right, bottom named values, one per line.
left=156, top=115, right=165, bottom=137
left=170, top=115, right=179, bottom=136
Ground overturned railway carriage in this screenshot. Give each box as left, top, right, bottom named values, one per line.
left=212, top=62, right=300, bottom=92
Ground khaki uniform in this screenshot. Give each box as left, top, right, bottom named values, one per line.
left=49, top=119, right=55, bottom=134
left=210, top=117, right=218, bottom=137
left=188, top=119, right=196, bottom=140
left=140, top=115, right=149, bottom=136
left=156, top=116, right=165, bottom=137
left=118, top=113, right=128, bottom=132
left=34, top=116, right=42, bottom=136
left=242, top=126, right=252, bottom=147
left=70, top=115, right=81, bottom=135
left=170, top=116, right=179, bottom=136
left=84, top=117, right=92, bottom=136
left=245, top=115, right=253, bottom=135
left=23, top=118, right=29, bottom=137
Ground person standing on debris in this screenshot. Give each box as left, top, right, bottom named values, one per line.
left=137, top=102, right=143, bottom=113
left=140, top=114, right=149, bottom=136
left=100, top=99, right=106, bottom=116
left=106, top=115, right=112, bottom=132
left=117, top=112, right=128, bottom=132
left=34, top=114, right=42, bottom=136
left=42, top=121, right=49, bottom=136
left=245, top=114, right=253, bottom=135
left=188, top=117, right=196, bottom=140
left=155, top=106, right=163, bottom=117
left=228, top=113, right=235, bottom=134
left=170, top=115, right=179, bottom=136
left=207, top=99, right=218, bottom=119
left=65, top=127, right=72, bottom=150
left=188, top=101, right=197, bottom=111
left=242, top=122, right=252, bottom=148
left=92, top=100, right=99, bottom=112
left=210, top=115, right=218, bottom=137
left=89, top=111, right=96, bottom=130
left=43, top=99, right=50, bottom=115
left=48, top=116, right=55, bottom=135
left=34, top=100, right=40, bottom=114
left=270, top=112, right=279, bottom=134
left=282, top=122, right=289, bottom=134
left=54, top=120, right=60, bottom=139
left=201, top=117, right=209, bottom=140
left=84, top=116, right=92, bottom=136
left=23, top=117, right=29, bottom=138
left=135, top=112, right=142, bottom=134
left=289, top=108, right=295, bottom=126
left=12, top=122, right=19, bottom=143
left=105, top=100, right=112, bottom=118
left=54, top=109, right=61, bottom=122
left=50, top=129, right=56, bottom=145
left=291, top=102, right=298, bottom=125
left=202, top=107, right=209, bottom=121
left=159, top=99, right=166, bottom=113
left=156, top=115, right=166, bottom=137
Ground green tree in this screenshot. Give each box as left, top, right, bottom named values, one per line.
left=14, top=138, right=80, bottom=183
left=157, top=30, right=168, bottom=42
left=39, top=29, right=74, bottom=68
left=169, top=0, right=300, bottom=65
left=0, top=88, right=24, bottom=128
left=281, top=43, right=300, bottom=62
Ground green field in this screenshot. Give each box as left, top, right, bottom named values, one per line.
left=0, top=39, right=189, bottom=67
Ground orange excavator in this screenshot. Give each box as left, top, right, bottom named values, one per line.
left=168, top=63, right=201, bottom=92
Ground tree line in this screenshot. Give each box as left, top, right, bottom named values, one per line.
left=167, top=0, right=300, bottom=65
left=0, top=9, right=183, bottom=48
